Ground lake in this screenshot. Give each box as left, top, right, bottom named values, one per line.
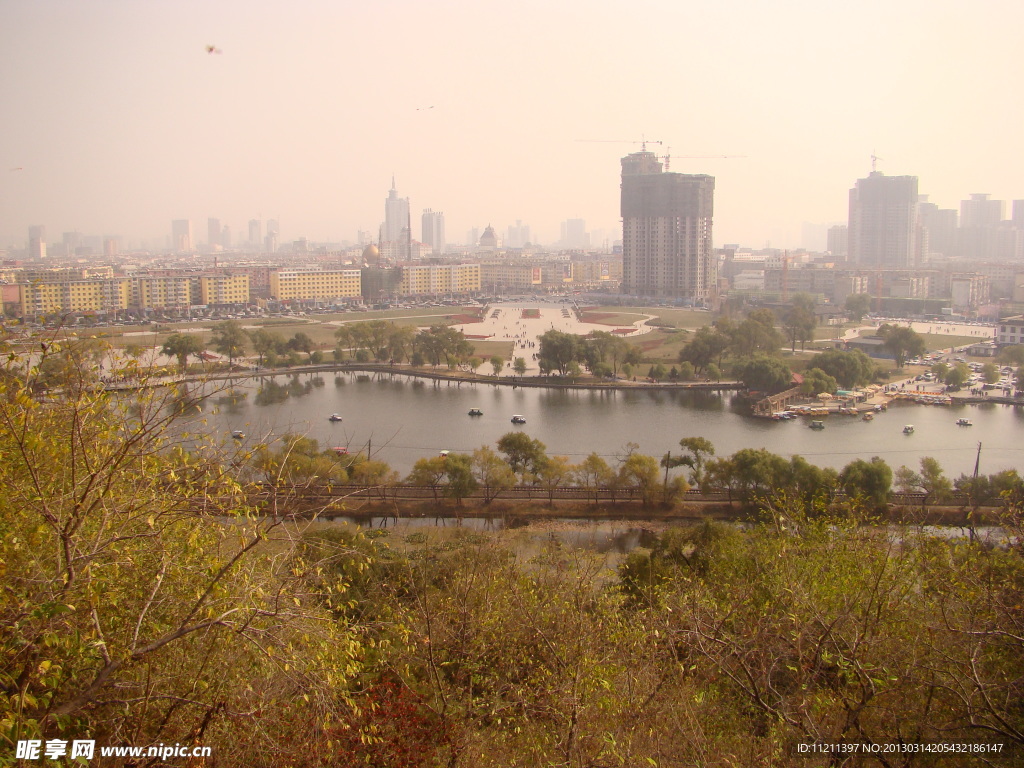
left=197, top=370, right=1023, bottom=480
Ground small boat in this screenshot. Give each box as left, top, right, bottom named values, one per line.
left=328, top=413, right=343, bottom=422
left=468, top=408, right=483, bottom=416
left=231, top=430, right=245, bottom=439
left=862, top=413, right=874, bottom=421
left=439, top=450, right=450, bottom=457
left=809, top=420, right=825, bottom=430
left=511, top=415, right=526, bottom=424
left=956, top=418, right=973, bottom=426
left=332, top=446, right=349, bottom=455
left=903, top=425, right=915, bottom=434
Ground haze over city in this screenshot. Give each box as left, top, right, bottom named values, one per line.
left=2, top=0, right=1023, bottom=250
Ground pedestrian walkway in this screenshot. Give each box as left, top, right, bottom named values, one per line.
left=452, top=303, right=652, bottom=374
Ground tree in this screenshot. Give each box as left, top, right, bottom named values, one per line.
left=350, top=459, right=400, bottom=500
left=471, top=446, right=516, bottom=503
left=513, top=357, right=528, bottom=377
left=783, top=295, right=817, bottom=352
left=288, top=330, right=316, bottom=362
left=387, top=324, right=417, bottom=363
left=496, top=432, right=548, bottom=481
left=210, top=320, right=248, bottom=367
left=252, top=433, right=350, bottom=485
left=945, top=362, right=971, bottom=388
left=583, top=331, right=631, bottom=374
left=845, top=292, right=872, bottom=321
left=895, top=456, right=953, bottom=510
left=996, top=344, right=1024, bottom=368
left=730, top=308, right=784, bottom=358
left=0, top=349, right=366, bottom=758
left=443, top=452, right=477, bottom=505
left=678, top=326, right=730, bottom=375
left=648, top=363, right=667, bottom=381
left=161, top=332, right=204, bottom=372
left=415, top=325, right=472, bottom=367
left=617, top=451, right=662, bottom=506
left=33, top=337, right=109, bottom=392
left=807, top=348, right=876, bottom=389
left=877, top=324, right=926, bottom=369
left=800, top=367, right=838, bottom=396
left=982, top=362, right=1001, bottom=385
left=333, top=325, right=354, bottom=361
left=537, top=329, right=580, bottom=375
left=249, top=328, right=284, bottom=367
left=839, top=456, right=892, bottom=510
left=785, top=455, right=839, bottom=508
left=675, top=436, right=716, bottom=489
left=727, top=447, right=791, bottom=505
left=490, top=355, right=505, bottom=376
left=407, top=456, right=449, bottom=502
left=733, top=355, right=793, bottom=393
left=362, top=319, right=394, bottom=361
left=535, top=455, right=573, bottom=505
left=573, top=452, right=615, bottom=503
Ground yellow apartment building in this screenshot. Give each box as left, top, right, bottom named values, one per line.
left=270, top=269, right=362, bottom=301
left=399, top=263, right=481, bottom=296
left=17, top=277, right=131, bottom=316
left=199, top=273, right=250, bottom=306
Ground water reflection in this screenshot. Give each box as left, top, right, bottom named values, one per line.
left=196, top=370, right=1022, bottom=479
left=325, top=517, right=661, bottom=555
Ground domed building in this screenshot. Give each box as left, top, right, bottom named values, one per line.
left=362, top=243, right=381, bottom=266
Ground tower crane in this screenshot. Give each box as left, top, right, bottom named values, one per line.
left=661, top=147, right=747, bottom=170
left=575, top=137, right=663, bottom=152
left=575, top=140, right=745, bottom=168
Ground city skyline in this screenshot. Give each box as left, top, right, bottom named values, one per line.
left=2, top=1, right=1024, bottom=251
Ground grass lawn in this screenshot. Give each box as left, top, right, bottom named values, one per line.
left=95, top=306, right=482, bottom=351
left=916, top=333, right=977, bottom=351
left=580, top=310, right=650, bottom=327
left=469, top=340, right=515, bottom=359
left=582, top=306, right=716, bottom=331
left=626, top=328, right=692, bottom=362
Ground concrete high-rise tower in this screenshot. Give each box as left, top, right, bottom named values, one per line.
left=207, top=218, right=221, bottom=250
left=384, top=177, right=410, bottom=243
left=848, top=172, right=919, bottom=268
left=28, top=225, right=47, bottom=259
left=248, top=219, right=262, bottom=249
left=620, top=150, right=716, bottom=301
left=422, top=209, right=445, bottom=254
left=171, top=220, right=193, bottom=253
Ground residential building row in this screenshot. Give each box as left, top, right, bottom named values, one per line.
left=1, top=255, right=624, bottom=317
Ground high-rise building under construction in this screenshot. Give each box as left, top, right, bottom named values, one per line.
left=620, top=150, right=715, bottom=301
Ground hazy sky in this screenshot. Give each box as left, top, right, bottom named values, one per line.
left=2, top=0, right=1023, bottom=251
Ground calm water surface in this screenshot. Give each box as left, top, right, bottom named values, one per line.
left=196, top=370, right=1022, bottom=479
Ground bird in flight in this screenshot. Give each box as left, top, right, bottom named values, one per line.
left=10, top=167, right=23, bottom=172
left=416, top=106, right=434, bottom=110
left=206, top=45, right=223, bottom=54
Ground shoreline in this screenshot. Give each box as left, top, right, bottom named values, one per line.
left=115, top=361, right=747, bottom=393
left=251, top=493, right=1010, bottom=529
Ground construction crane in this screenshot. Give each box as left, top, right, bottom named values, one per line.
left=576, top=139, right=746, bottom=171
left=575, top=137, right=664, bottom=152
left=661, top=147, right=747, bottom=171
